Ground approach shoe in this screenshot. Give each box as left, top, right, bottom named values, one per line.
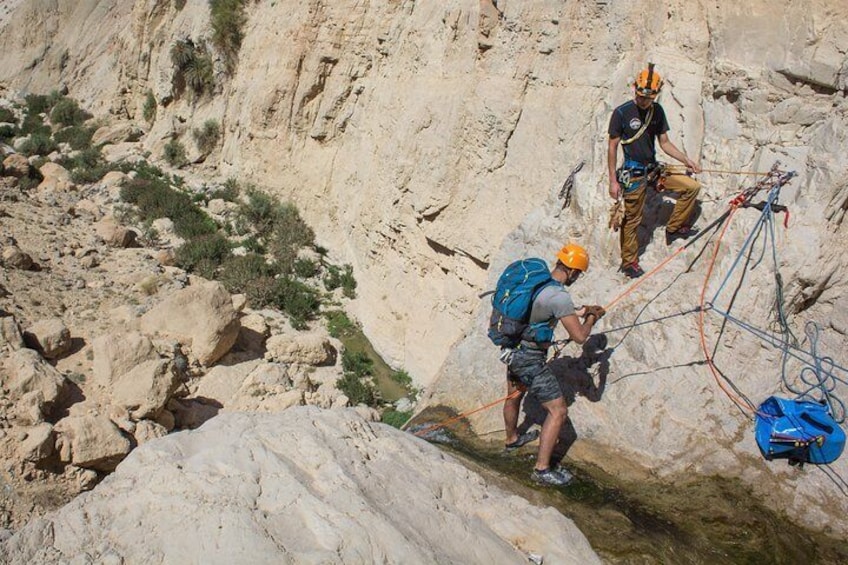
left=531, top=466, right=574, bottom=487
left=504, top=429, right=540, bottom=452
left=620, top=261, right=645, bottom=279
left=665, top=225, right=699, bottom=245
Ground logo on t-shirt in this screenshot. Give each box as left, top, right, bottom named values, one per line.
left=629, top=117, right=642, bottom=130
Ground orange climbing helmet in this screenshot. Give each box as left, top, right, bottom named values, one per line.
left=556, top=243, right=589, bottom=272
left=634, top=63, right=663, bottom=98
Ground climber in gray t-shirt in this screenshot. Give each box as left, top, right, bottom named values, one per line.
left=503, top=244, right=605, bottom=487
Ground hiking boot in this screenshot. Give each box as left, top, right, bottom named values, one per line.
left=620, top=261, right=644, bottom=279
left=665, top=225, right=699, bottom=245
left=531, top=466, right=574, bottom=487
left=504, top=429, right=540, bottom=452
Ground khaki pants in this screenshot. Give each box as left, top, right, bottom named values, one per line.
left=620, top=174, right=701, bottom=267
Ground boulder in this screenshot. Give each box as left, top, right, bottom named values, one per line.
left=235, top=312, right=268, bottom=353
left=109, top=359, right=180, bottom=421
left=1, top=349, right=68, bottom=424
left=131, top=420, right=168, bottom=445
left=140, top=280, right=240, bottom=366
left=36, top=162, right=74, bottom=193
left=0, top=409, right=600, bottom=564
left=16, top=423, right=55, bottom=464
left=1, top=245, right=34, bottom=270
left=91, top=332, right=159, bottom=391
left=53, top=414, right=132, bottom=472
left=23, top=317, right=71, bottom=359
left=91, top=123, right=143, bottom=146
left=0, top=314, right=24, bottom=350
left=95, top=216, right=139, bottom=248
left=264, top=333, right=337, bottom=366
left=2, top=153, right=28, bottom=177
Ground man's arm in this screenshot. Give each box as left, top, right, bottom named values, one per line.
left=559, top=312, right=597, bottom=345
left=658, top=132, right=701, bottom=173
left=608, top=136, right=622, bottom=199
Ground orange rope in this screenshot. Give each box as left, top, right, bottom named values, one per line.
left=412, top=389, right=523, bottom=437
left=603, top=245, right=689, bottom=312
left=696, top=205, right=757, bottom=415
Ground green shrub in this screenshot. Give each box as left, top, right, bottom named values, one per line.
left=142, top=91, right=157, bottom=123
left=120, top=177, right=218, bottom=238
left=337, top=349, right=378, bottom=407
left=337, top=373, right=377, bottom=407
left=163, top=138, right=188, bottom=168
left=270, top=276, right=321, bottom=329
left=324, top=264, right=357, bottom=298
left=192, top=119, right=220, bottom=155
left=293, top=257, right=318, bottom=279
left=268, top=202, right=315, bottom=273
left=209, top=177, right=239, bottom=202
left=390, top=369, right=412, bottom=388
left=0, top=107, right=16, bottom=124
left=381, top=409, right=412, bottom=429
left=174, top=0, right=186, bottom=9
left=53, top=125, right=95, bottom=150
left=175, top=233, right=231, bottom=274
left=0, top=124, right=17, bottom=143
left=240, top=235, right=265, bottom=254
left=210, top=0, right=247, bottom=71
left=24, top=93, right=52, bottom=116
left=50, top=98, right=91, bottom=127
left=18, top=133, right=58, bottom=156
left=217, top=253, right=274, bottom=294
left=60, top=147, right=112, bottom=183
left=236, top=187, right=276, bottom=236
left=324, top=310, right=356, bottom=339
left=342, top=350, right=373, bottom=377
left=170, top=39, right=214, bottom=99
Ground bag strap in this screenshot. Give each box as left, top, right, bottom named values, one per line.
left=620, top=105, right=654, bottom=146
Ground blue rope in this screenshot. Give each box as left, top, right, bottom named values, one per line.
left=710, top=185, right=781, bottom=304
left=708, top=306, right=848, bottom=389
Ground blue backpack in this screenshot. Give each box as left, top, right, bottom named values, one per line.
left=754, top=396, right=845, bottom=465
left=487, top=258, right=557, bottom=348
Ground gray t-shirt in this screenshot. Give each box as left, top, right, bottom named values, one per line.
left=529, top=284, right=575, bottom=326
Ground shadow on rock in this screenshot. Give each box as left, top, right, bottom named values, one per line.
left=516, top=334, right=611, bottom=466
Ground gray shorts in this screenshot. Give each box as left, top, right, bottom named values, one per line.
left=507, top=347, right=563, bottom=404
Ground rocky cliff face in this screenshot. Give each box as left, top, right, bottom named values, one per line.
left=1, top=0, right=847, bottom=536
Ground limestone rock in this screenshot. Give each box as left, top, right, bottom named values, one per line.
left=16, top=423, right=55, bottom=464
left=109, top=359, right=180, bottom=421
left=22, top=317, right=71, bottom=359
left=91, top=332, right=159, bottom=391
left=91, top=122, right=143, bottom=146
left=2, top=348, right=68, bottom=424
left=0, top=314, right=24, bottom=351
left=95, top=216, right=138, bottom=248
left=236, top=312, right=268, bottom=353
left=1, top=245, right=34, bottom=270
left=36, top=162, right=74, bottom=193
left=53, top=414, right=132, bottom=472
left=2, top=153, right=28, bottom=177
left=131, top=420, right=168, bottom=445
left=139, top=280, right=240, bottom=366
left=264, top=333, right=337, bottom=366
left=0, top=409, right=600, bottom=564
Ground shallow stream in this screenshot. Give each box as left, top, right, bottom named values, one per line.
left=409, top=406, right=848, bottom=564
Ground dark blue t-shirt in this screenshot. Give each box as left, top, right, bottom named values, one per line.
left=608, top=100, right=670, bottom=165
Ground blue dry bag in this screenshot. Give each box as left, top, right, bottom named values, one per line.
left=487, top=258, right=556, bottom=348
left=754, top=396, right=845, bottom=465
